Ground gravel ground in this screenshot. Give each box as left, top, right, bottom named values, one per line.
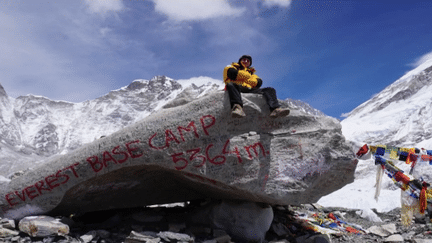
left=2, top=202, right=432, bottom=242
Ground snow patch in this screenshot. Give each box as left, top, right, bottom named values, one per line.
left=177, top=76, right=224, bottom=89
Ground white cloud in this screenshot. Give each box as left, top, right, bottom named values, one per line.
left=152, top=0, right=245, bottom=21
left=84, top=0, right=125, bottom=15
left=411, top=50, right=432, bottom=68
left=262, top=0, right=292, bottom=8
left=395, top=50, right=432, bottom=85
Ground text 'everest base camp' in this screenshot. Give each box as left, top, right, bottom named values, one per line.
left=0, top=77, right=357, bottom=241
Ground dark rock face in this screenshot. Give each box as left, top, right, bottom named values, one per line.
left=0, top=91, right=356, bottom=220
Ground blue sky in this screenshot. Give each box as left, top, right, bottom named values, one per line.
left=1, top=0, right=432, bottom=119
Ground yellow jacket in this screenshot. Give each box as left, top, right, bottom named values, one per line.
left=223, top=62, right=260, bottom=89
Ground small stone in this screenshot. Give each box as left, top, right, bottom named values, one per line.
left=367, top=225, right=391, bottom=237
left=0, top=218, right=16, bottom=229
left=384, top=234, right=404, bottom=242
left=40, top=236, right=56, bottom=243
left=157, top=231, right=193, bottom=242
left=141, top=231, right=159, bottom=238
left=413, top=239, right=432, bottom=243
left=402, top=231, right=416, bottom=240
left=125, top=231, right=160, bottom=243
left=80, top=231, right=98, bottom=243
left=11, top=235, right=21, bottom=241
left=381, top=224, right=397, bottom=234
left=18, top=216, right=69, bottom=237
left=0, top=227, right=19, bottom=237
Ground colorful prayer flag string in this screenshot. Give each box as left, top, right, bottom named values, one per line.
left=357, top=144, right=432, bottom=226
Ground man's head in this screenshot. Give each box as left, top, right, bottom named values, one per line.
left=238, top=55, right=252, bottom=68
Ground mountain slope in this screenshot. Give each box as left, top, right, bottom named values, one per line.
left=0, top=76, right=322, bottom=177
left=318, top=59, right=432, bottom=213
left=342, top=62, right=432, bottom=148
left=0, top=76, right=222, bottom=177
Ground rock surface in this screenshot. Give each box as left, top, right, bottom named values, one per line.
left=0, top=91, right=356, bottom=219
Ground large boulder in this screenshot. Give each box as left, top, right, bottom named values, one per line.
left=0, top=91, right=357, bottom=219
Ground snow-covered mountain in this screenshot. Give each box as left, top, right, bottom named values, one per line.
left=319, top=59, right=432, bottom=214
left=342, top=61, right=432, bottom=148
left=0, top=76, right=223, bottom=176
left=0, top=76, right=322, bottom=177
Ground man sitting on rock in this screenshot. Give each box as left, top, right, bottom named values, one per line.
left=223, top=55, right=290, bottom=118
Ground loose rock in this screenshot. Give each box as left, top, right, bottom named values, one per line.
left=0, top=201, right=431, bottom=243
left=157, top=231, right=193, bottom=242
left=18, top=216, right=69, bottom=237
left=0, top=227, right=19, bottom=237
left=0, top=218, right=15, bottom=230
left=125, top=231, right=161, bottom=243
left=384, top=234, right=404, bottom=242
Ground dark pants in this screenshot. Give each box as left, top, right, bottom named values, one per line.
left=226, top=82, right=281, bottom=111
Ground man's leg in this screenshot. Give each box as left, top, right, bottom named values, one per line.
left=248, top=87, right=280, bottom=110
left=260, top=87, right=280, bottom=111
left=226, top=82, right=243, bottom=108
left=250, top=87, right=290, bottom=117
left=226, top=82, right=246, bottom=117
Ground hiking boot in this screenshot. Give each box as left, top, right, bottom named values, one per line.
left=231, top=104, right=246, bottom=118
left=269, top=107, right=290, bottom=118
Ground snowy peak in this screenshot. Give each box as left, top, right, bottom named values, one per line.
left=125, top=76, right=181, bottom=93
left=284, top=98, right=325, bottom=117
left=342, top=63, right=432, bottom=147
left=346, top=65, right=432, bottom=118
left=0, top=76, right=223, bottom=176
